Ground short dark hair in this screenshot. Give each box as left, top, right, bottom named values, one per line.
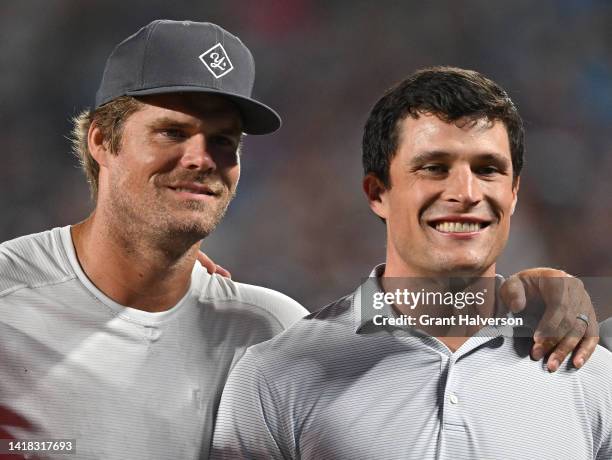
left=362, top=66, right=524, bottom=187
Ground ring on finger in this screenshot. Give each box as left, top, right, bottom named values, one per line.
left=576, top=313, right=589, bottom=327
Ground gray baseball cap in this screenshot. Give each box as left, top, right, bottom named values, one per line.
left=95, top=19, right=281, bottom=135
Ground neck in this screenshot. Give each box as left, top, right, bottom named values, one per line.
left=383, top=251, right=497, bottom=279
left=71, top=211, right=201, bottom=312
left=382, top=257, right=498, bottom=352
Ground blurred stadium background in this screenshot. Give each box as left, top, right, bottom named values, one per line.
left=1, top=0, right=611, bottom=310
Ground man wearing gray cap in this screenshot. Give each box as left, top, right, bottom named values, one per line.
left=0, top=20, right=603, bottom=460
left=0, top=20, right=307, bottom=459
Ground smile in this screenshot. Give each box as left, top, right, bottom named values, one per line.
left=434, top=221, right=486, bottom=233
left=170, top=187, right=215, bottom=195
left=167, top=182, right=220, bottom=198
left=427, top=217, right=492, bottom=235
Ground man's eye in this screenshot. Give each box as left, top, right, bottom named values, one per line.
left=160, top=129, right=187, bottom=139
left=211, top=136, right=236, bottom=148
left=421, top=164, right=447, bottom=174
left=476, top=166, right=499, bottom=175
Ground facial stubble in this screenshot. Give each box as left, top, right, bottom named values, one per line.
left=106, top=172, right=237, bottom=256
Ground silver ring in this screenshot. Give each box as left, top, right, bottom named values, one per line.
left=576, top=313, right=590, bottom=327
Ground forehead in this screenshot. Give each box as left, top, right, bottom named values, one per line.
left=132, top=93, right=243, bottom=131
left=396, top=113, right=511, bottom=159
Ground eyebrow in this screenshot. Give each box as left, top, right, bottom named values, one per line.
left=476, top=153, right=511, bottom=169
left=410, top=151, right=453, bottom=165
left=146, top=117, right=242, bottom=136
left=146, top=117, right=192, bottom=130
left=410, top=150, right=511, bottom=169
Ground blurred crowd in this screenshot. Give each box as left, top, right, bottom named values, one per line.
left=1, top=0, right=611, bottom=309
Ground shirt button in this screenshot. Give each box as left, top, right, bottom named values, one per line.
left=145, top=326, right=162, bottom=341
left=449, top=393, right=459, bottom=404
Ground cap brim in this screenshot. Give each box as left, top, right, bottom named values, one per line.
left=124, top=86, right=281, bottom=135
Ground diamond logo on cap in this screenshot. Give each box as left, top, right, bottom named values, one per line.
left=199, top=43, right=234, bottom=78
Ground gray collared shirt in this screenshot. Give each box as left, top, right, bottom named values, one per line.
left=211, top=266, right=612, bottom=460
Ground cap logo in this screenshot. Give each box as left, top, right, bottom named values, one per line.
left=199, top=43, right=234, bottom=78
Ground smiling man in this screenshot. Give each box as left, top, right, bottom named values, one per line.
left=0, top=22, right=605, bottom=460
left=378, top=115, right=516, bottom=281
left=211, top=67, right=612, bottom=459
left=0, top=20, right=308, bottom=459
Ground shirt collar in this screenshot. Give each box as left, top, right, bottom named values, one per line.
left=352, top=263, right=393, bottom=333
left=352, top=264, right=524, bottom=343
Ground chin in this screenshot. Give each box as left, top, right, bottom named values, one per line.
left=175, top=219, right=219, bottom=238
left=434, top=258, right=489, bottom=278
left=170, top=206, right=227, bottom=232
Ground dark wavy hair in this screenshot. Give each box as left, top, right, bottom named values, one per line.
left=362, top=66, right=524, bottom=187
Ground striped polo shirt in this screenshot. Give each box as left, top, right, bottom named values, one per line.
left=211, top=265, right=612, bottom=460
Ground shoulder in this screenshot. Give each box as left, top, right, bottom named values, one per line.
left=574, top=345, right=612, bottom=447
left=191, top=263, right=309, bottom=330
left=0, top=227, right=74, bottom=298
left=578, top=345, right=612, bottom=387
left=573, top=345, right=612, bottom=418
left=242, top=293, right=356, bottom=368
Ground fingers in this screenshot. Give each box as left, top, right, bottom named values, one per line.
left=536, top=276, right=598, bottom=369
left=509, top=268, right=600, bottom=371
left=197, top=251, right=217, bottom=274
left=532, top=278, right=573, bottom=348
left=543, top=318, right=598, bottom=372
left=572, top=335, right=599, bottom=369
left=571, top=310, right=600, bottom=368
left=544, top=337, right=581, bottom=372
left=215, top=264, right=232, bottom=279
left=533, top=302, right=571, bottom=345
left=532, top=276, right=578, bottom=365
left=540, top=315, right=588, bottom=371
left=504, top=268, right=600, bottom=371
left=196, top=252, right=232, bottom=279
left=537, top=296, right=599, bottom=371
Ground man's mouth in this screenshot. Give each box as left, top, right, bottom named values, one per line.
left=167, top=182, right=219, bottom=197
left=427, top=217, right=492, bottom=234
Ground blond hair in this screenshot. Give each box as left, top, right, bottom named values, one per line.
left=71, top=96, right=143, bottom=201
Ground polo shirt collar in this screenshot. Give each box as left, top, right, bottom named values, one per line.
left=352, top=264, right=523, bottom=348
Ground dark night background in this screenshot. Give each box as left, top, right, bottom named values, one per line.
left=1, top=0, right=611, bottom=310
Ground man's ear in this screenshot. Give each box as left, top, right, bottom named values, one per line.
left=363, top=173, right=390, bottom=220
left=87, top=122, right=110, bottom=168
left=511, top=176, right=520, bottom=215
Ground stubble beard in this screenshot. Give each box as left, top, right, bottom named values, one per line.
left=106, top=180, right=235, bottom=258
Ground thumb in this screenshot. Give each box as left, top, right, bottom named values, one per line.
left=500, top=275, right=527, bottom=313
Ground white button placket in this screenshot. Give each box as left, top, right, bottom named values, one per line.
left=442, top=354, right=464, bottom=425
left=439, top=354, right=470, bottom=459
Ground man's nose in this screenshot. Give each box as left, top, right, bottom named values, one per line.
left=179, top=134, right=216, bottom=171
left=442, top=165, right=483, bottom=207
